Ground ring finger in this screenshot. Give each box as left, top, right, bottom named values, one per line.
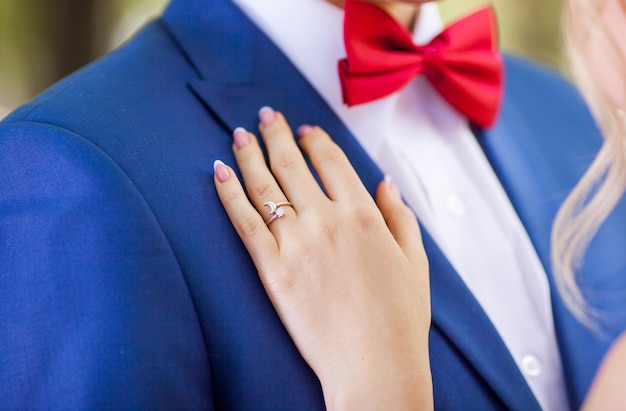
left=232, top=126, right=296, bottom=238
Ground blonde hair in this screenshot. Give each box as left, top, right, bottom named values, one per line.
left=552, top=0, right=626, bottom=327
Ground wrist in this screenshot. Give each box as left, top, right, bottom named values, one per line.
left=321, top=346, right=433, bottom=411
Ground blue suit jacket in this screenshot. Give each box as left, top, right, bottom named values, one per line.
left=2, top=0, right=626, bottom=409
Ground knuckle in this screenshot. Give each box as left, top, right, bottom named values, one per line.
left=247, top=180, right=275, bottom=201
left=219, top=188, right=239, bottom=209
left=350, top=204, right=381, bottom=230
left=319, top=220, right=339, bottom=243
left=302, top=131, right=346, bottom=164
left=265, top=270, right=297, bottom=297
left=314, top=141, right=345, bottom=165
left=397, top=204, right=418, bottom=224
left=236, top=213, right=265, bottom=239
left=270, top=152, right=301, bottom=175
left=305, top=212, right=339, bottom=244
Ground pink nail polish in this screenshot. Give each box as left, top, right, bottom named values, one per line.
left=213, top=160, right=230, bottom=183
left=385, top=175, right=401, bottom=199
left=233, top=127, right=250, bottom=149
left=259, top=106, right=276, bottom=126
left=297, top=124, right=313, bottom=137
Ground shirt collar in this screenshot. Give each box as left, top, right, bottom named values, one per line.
left=229, top=0, right=445, bottom=158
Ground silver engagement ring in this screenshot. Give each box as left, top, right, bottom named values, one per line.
left=264, top=201, right=293, bottom=226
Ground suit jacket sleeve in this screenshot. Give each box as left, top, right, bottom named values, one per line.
left=0, top=121, right=214, bottom=409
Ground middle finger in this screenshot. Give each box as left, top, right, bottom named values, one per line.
left=258, top=107, right=327, bottom=208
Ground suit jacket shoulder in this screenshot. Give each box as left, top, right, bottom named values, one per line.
left=0, top=119, right=212, bottom=409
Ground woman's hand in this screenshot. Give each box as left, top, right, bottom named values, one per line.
left=213, top=107, right=432, bottom=411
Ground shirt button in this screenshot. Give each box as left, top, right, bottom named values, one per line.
left=445, top=194, right=465, bottom=216
left=521, top=355, right=542, bottom=378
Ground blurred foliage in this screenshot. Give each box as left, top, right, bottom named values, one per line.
left=439, top=0, right=565, bottom=70
left=0, top=0, right=167, bottom=116
left=0, top=0, right=564, bottom=117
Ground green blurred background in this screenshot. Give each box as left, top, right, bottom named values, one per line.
left=0, top=0, right=564, bottom=118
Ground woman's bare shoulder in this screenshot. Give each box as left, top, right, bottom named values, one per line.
left=583, top=331, right=626, bottom=411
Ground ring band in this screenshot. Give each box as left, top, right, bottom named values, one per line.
left=264, top=201, right=293, bottom=226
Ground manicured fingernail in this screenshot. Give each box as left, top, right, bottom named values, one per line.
left=385, top=175, right=401, bottom=199
left=297, top=124, right=313, bottom=137
left=213, top=160, right=230, bottom=183
left=233, top=127, right=250, bottom=149
left=259, top=106, right=276, bottom=126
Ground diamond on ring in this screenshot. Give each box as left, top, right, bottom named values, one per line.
left=264, top=201, right=293, bottom=226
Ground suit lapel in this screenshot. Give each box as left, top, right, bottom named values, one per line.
left=425, top=227, right=541, bottom=409
left=163, top=2, right=540, bottom=409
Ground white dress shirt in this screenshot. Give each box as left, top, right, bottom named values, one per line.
left=231, top=0, right=568, bottom=409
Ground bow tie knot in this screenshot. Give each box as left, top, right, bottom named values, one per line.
left=338, top=0, right=504, bottom=128
left=421, top=42, right=446, bottom=77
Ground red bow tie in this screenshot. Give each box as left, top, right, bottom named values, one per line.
left=338, top=1, right=504, bottom=128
